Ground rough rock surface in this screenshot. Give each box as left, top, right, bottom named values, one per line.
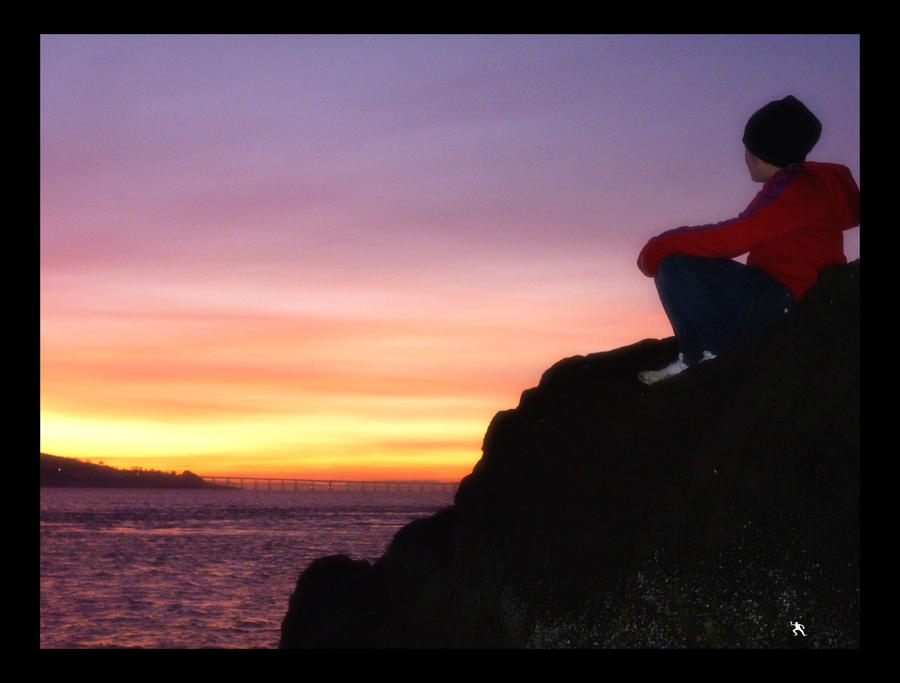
left=280, top=261, right=860, bottom=649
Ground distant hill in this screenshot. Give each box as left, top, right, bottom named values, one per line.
left=40, top=453, right=223, bottom=489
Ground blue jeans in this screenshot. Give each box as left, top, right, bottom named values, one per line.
left=654, top=254, right=796, bottom=365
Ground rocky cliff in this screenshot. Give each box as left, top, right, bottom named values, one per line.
left=280, top=260, right=860, bottom=649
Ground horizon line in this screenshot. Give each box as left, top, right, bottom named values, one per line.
left=40, top=452, right=465, bottom=485
left=199, top=474, right=460, bottom=485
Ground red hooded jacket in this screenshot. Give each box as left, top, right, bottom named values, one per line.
left=637, top=161, right=860, bottom=301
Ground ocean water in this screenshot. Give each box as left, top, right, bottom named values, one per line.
left=40, top=486, right=455, bottom=649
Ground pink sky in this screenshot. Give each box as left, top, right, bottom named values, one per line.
left=40, top=35, right=860, bottom=480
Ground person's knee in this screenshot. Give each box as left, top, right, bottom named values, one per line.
left=656, top=253, right=698, bottom=283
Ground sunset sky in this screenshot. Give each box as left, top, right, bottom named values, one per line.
left=40, top=34, right=860, bottom=481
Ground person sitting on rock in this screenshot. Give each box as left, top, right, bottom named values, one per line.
left=636, top=95, right=860, bottom=385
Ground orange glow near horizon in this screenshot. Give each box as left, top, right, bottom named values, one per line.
left=40, top=255, right=673, bottom=481
left=40, top=270, right=673, bottom=481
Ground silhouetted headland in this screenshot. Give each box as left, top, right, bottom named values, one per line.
left=40, top=453, right=228, bottom=489
left=280, top=260, right=859, bottom=649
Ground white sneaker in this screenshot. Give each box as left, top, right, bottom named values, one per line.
left=638, top=353, right=688, bottom=385
left=638, top=350, right=717, bottom=385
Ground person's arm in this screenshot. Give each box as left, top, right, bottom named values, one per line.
left=637, top=170, right=807, bottom=277
left=637, top=163, right=860, bottom=277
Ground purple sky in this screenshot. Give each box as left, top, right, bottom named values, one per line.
left=40, top=35, right=860, bottom=479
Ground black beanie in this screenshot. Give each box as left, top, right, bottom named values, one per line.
left=742, top=95, right=822, bottom=168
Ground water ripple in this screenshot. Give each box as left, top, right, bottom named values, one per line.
left=40, top=487, right=451, bottom=648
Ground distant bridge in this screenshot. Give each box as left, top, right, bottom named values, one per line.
left=200, top=475, right=458, bottom=493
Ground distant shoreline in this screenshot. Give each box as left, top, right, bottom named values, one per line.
left=40, top=453, right=228, bottom=490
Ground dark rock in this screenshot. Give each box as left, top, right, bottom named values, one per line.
left=280, top=260, right=860, bottom=648
left=279, top=555, right=385, bottom=648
